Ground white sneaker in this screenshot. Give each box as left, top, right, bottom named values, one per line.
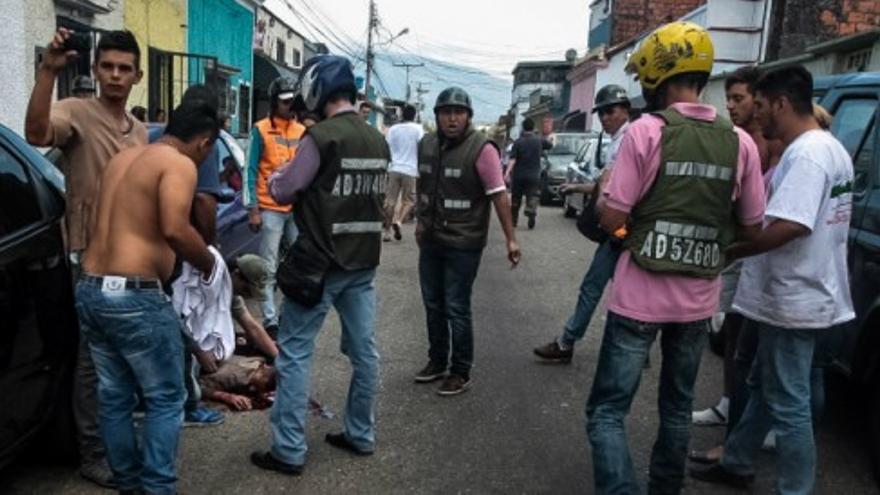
left=692, top=397, right=729, bottom=426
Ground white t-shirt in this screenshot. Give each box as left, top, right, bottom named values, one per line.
left=604, top=120, right=630, bottom=168
left=733, top=129, right=855, bottom=329
left=386, top=121, right=424, bottom=177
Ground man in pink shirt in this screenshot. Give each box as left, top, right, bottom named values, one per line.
left=412, top=87, right=521, bottom=396
left=585, top=22, right=765, bottom=494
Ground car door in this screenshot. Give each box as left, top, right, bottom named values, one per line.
left=822, top=89, right=880, bottom=377
left=0, top=128, right=78, bottom=467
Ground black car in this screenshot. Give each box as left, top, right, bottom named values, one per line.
left=0, top=124, right=79, bottom=470
left=813, top=72, right=880, bottom=477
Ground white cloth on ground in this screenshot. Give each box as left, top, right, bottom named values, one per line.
left=171, top=246, right=235, bottom=360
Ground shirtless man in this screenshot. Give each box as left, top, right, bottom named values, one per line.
left=74, top=99, right=218, bottom=494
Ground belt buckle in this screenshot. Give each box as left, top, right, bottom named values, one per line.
left=101, top=276, right=127, bottom=294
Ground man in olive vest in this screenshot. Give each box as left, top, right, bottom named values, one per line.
left=413, top=87, right=521, bottom=396
left=585, top=22, right=766, bottom=494
left=250, top=55, right=390, bottom=474
left=245, top=77, right=306, bottom=336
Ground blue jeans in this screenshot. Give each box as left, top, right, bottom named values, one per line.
left=270, top=268, right=379, bottom=466
left=560, top=241, right=621, bottom=347
left=586, top=312, right=708, bottom=495
left=258, top=209, right=298, bottom=327
left=726, top=320, right=826, bottom=436
left=721, top=323, right=817, bottom=495
left=418, top=242, right=484, bottom=376
left=74, top=279, right=186, bottom=495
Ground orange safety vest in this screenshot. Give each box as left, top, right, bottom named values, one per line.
left=255, top=117, right=305, bottom=212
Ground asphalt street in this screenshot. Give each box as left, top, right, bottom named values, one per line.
left=2, top=207, right=878, bottom=494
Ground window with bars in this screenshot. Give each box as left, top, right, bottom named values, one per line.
left=276, top=39, right=286, bottom=66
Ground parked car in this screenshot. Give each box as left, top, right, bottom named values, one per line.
left=540, top=132, right=590, bottom=205
left=0, top=124, right=79, bottom=470
left=811, top=72, right=880, bottom=478
left=562, top=132, right=602, bottom=217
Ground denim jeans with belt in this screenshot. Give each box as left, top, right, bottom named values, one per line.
left=586, top=312, right=708, bottom=495
left=560, top=240, right=621, bottom=347
left=270, top=268, right=379, bottom=466
left=75, top=279, right=186, bottom=495
left=258, top=209, right=298, bottom=327
left=721, top=322, right=818, bottom=495
left=418, top=242, right=484, bottom=377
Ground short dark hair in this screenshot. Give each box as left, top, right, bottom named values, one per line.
left=402, top=104, right=417, bottom=121
left=663, top=71, right=710, bottom=94
left=131, top=106, right=146, bottom=122
left=95, top=30, right=141, bottom=69
left=164, top=99, right=220, bottom=143
left=522, top=118, right=535, bottom=132
left=754, top=66, right=814, bottom=116
left=329, top=90, right=356, bottom=106
left=182, top=84, right=219, bottom=111
left=725, top=66, right=762, bottom=93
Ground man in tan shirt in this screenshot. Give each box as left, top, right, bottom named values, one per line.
left=25, top=28, right=147, bottom=488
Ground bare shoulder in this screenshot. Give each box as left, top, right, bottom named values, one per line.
left=105, top=145, right=146, bottom=170
left=152, top=145, right=197, bottom=180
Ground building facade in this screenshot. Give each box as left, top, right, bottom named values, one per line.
left=124, top=0, right=187, bottom=117
left=509, top=61, right=573, bottom=138
left=188, top=0, right=256, bottom=136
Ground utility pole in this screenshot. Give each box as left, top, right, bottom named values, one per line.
left=364, top=0, right=376, bottom=101
left=392, top=62, right=424, bottom=101
left=415, top=81, right=431, bottom=122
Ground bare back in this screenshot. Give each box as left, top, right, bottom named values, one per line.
left=82, top=143, right=197, bottom=282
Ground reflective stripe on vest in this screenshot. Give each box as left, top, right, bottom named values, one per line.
left=443, top=199, right=471, bottom=210
left=331, top=221, right=384, bottom=235
left=341, top=158, right=388, bottom=170
left=419, top=164, right=432, bottom=174
left=665, top=161, right=733, bottom=181
left=653, top=221, right=719, bottom=241
left=444, top=168, right=462, bottom=178
left=274, top=136, right=300, bottom=147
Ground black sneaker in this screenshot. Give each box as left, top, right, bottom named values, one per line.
left=437, top=373, right=471, bottom=396
left=527, top=214, right=536, bottom=229
left=250, top=451, right=304, bottom=475
left=325, top=432, right=374, bottom=456
left=689, top=462, right=754, bottom=489
left=414, top=361, right=447, bottom=383
left=533, top=341, right=573, bottom=363
left=392, top=222, right=402, bottom=241
left=79, top=458, right=116, bottom=489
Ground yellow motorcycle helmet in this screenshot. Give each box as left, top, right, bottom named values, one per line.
left=625, top=21, right=714, bottom=90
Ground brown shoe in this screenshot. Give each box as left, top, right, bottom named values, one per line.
left=533, top=341, right=573, bottom=363
left=414, top=361, right=447, bottom=383
left=437, top=374, right=471, bottom=396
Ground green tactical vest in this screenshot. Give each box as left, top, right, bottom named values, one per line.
left=417, top=127, right=495, bottom=250
left=295, top=111, right=390, bottom=271
left=623, top=108, right=739, bottom=279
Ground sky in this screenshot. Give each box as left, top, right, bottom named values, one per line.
left=264, top=0, right=590, bottom=121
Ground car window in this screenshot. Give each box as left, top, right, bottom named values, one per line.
left=0, top=144, right=41, bottom=238
left=853, top=119, right=876, bottom=194
left=830, top=97, right=877, bottom=156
